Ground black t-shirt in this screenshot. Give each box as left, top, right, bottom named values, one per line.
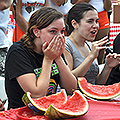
left=105, top=33, right=120, bottom=85
left=5, top=42, right=66, bottom=109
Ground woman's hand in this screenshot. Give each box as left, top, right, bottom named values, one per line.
left=89, top=36, right=108, bottom=59
left=42, top=35, right=65, bottom=60
left=105, top=53, right=120, bottom=69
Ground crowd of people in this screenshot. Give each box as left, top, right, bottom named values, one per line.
left=0, top=0, right=120, bottom=111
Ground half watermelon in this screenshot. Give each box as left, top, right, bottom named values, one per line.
left=22, top=89, right=67, bottom=114
left=78, top=77, right=120, bottom=100
left=44, top=90, right=88, bottom=119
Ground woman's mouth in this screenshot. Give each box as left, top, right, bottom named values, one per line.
left=90, top=30, right=97, bottom=36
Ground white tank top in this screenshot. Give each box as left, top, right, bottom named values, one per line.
left=21, top=0, right=45, bottom=22
left=89, top=0, right=104, bottom=12
left=48, top=0, right=72, bottom=15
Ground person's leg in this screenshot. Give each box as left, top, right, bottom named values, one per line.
left=0, top=47, right=8, bottom=77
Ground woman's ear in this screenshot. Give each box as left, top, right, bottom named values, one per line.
left=33, top=28, right=40, bottom=38
left=71, top=19, right=79, bottom=29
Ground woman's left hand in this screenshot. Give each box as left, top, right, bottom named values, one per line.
left=42, top=35, right=65, bottom=60
left=105, top=53, right=120, bottom=68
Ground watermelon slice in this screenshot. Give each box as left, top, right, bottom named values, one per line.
left=78, top=77, right=120, bottom=100
left=44, top=90, right=88, bottom=119
left=22, top=89, right=67, bottom=114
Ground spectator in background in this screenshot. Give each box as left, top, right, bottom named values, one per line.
left=0, top=0, right=13, bottom=111
left=72, top=0, right=112, bottom=64
left=105, top=33, right=120, bottom=85
left=11, top=0, right=49, bottom=42
left=0, top=0, right=14, bottom=77
left=48, top=0, right=72, bottom=15
left=64, top=3, right=120, bottom=85
left=0, top=0, right=13, bottom=11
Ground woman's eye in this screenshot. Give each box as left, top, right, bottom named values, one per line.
left=88, top=20, right=93, bottom=23
left=50, top=30, right=57, bottom=34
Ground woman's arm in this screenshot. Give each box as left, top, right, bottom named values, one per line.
left=64, top=49, right=95, bottom=77
left=17, top=36, right=61, bottom=98
left=17, top=35, right=76, bottom=98
left=55, top=56, right=77, bottom=95
left=104, top=0, right=112, bottom=11
left=95, top=53, right=120, bottom=84
left=11, top=0, right=28, bottom=33
left=17, top=57, right=53, bottom=98
left=64, top=36, right=108, bottom=77
left=45, top=0, right=49, bottom=6
left=54, top=35, right=77, bottom=95
left=10, top=0, right=49, bottom=33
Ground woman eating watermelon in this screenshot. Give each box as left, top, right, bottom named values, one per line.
left=5, top=7, right=77, bottom=110
left=64, top=3, right=120, bottom=85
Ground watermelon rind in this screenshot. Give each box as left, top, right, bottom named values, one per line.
left=78, top=77, right=120, bottom=100
left=22, top=92, right=45, bottom=114
left=44, top=90, right=88, bottom=119
left=22, top=89, right=68, bottom=114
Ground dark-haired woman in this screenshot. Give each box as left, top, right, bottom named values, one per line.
left=64, top=3, right=120, bottom=85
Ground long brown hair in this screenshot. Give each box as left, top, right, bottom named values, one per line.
left=20, top=6, right=63, bottom=51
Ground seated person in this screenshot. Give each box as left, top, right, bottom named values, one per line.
left=5, top=7, right=77, bottom=110
left=64, top=3, right=120, bottom=85
left=105, top=33, right=120, bottom=85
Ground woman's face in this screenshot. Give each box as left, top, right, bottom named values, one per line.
left=39, top=18, right=65, bottom=45
left=77, top=10, right=99, bottom=41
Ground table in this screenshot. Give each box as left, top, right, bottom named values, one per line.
left=0, top=99, right=120, bottom=120
left=109, top=22, right=120, bottom=49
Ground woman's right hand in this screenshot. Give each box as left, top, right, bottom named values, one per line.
left=42, top=35, right=65, bottom=61
left=89, top=36, right=108, bottom=59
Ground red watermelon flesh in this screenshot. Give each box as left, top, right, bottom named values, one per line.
left=44, top=90, right=88, bottom=119
left=78, top=77, right=120, bottom=99
left=57, top=90, right=88, bottom=113
left=32, top=89, right=67, bottom=109
left=22, top=89, right=67, bottom=113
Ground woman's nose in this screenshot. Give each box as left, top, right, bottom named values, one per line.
left=93, top=22, right=99, bottom=28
